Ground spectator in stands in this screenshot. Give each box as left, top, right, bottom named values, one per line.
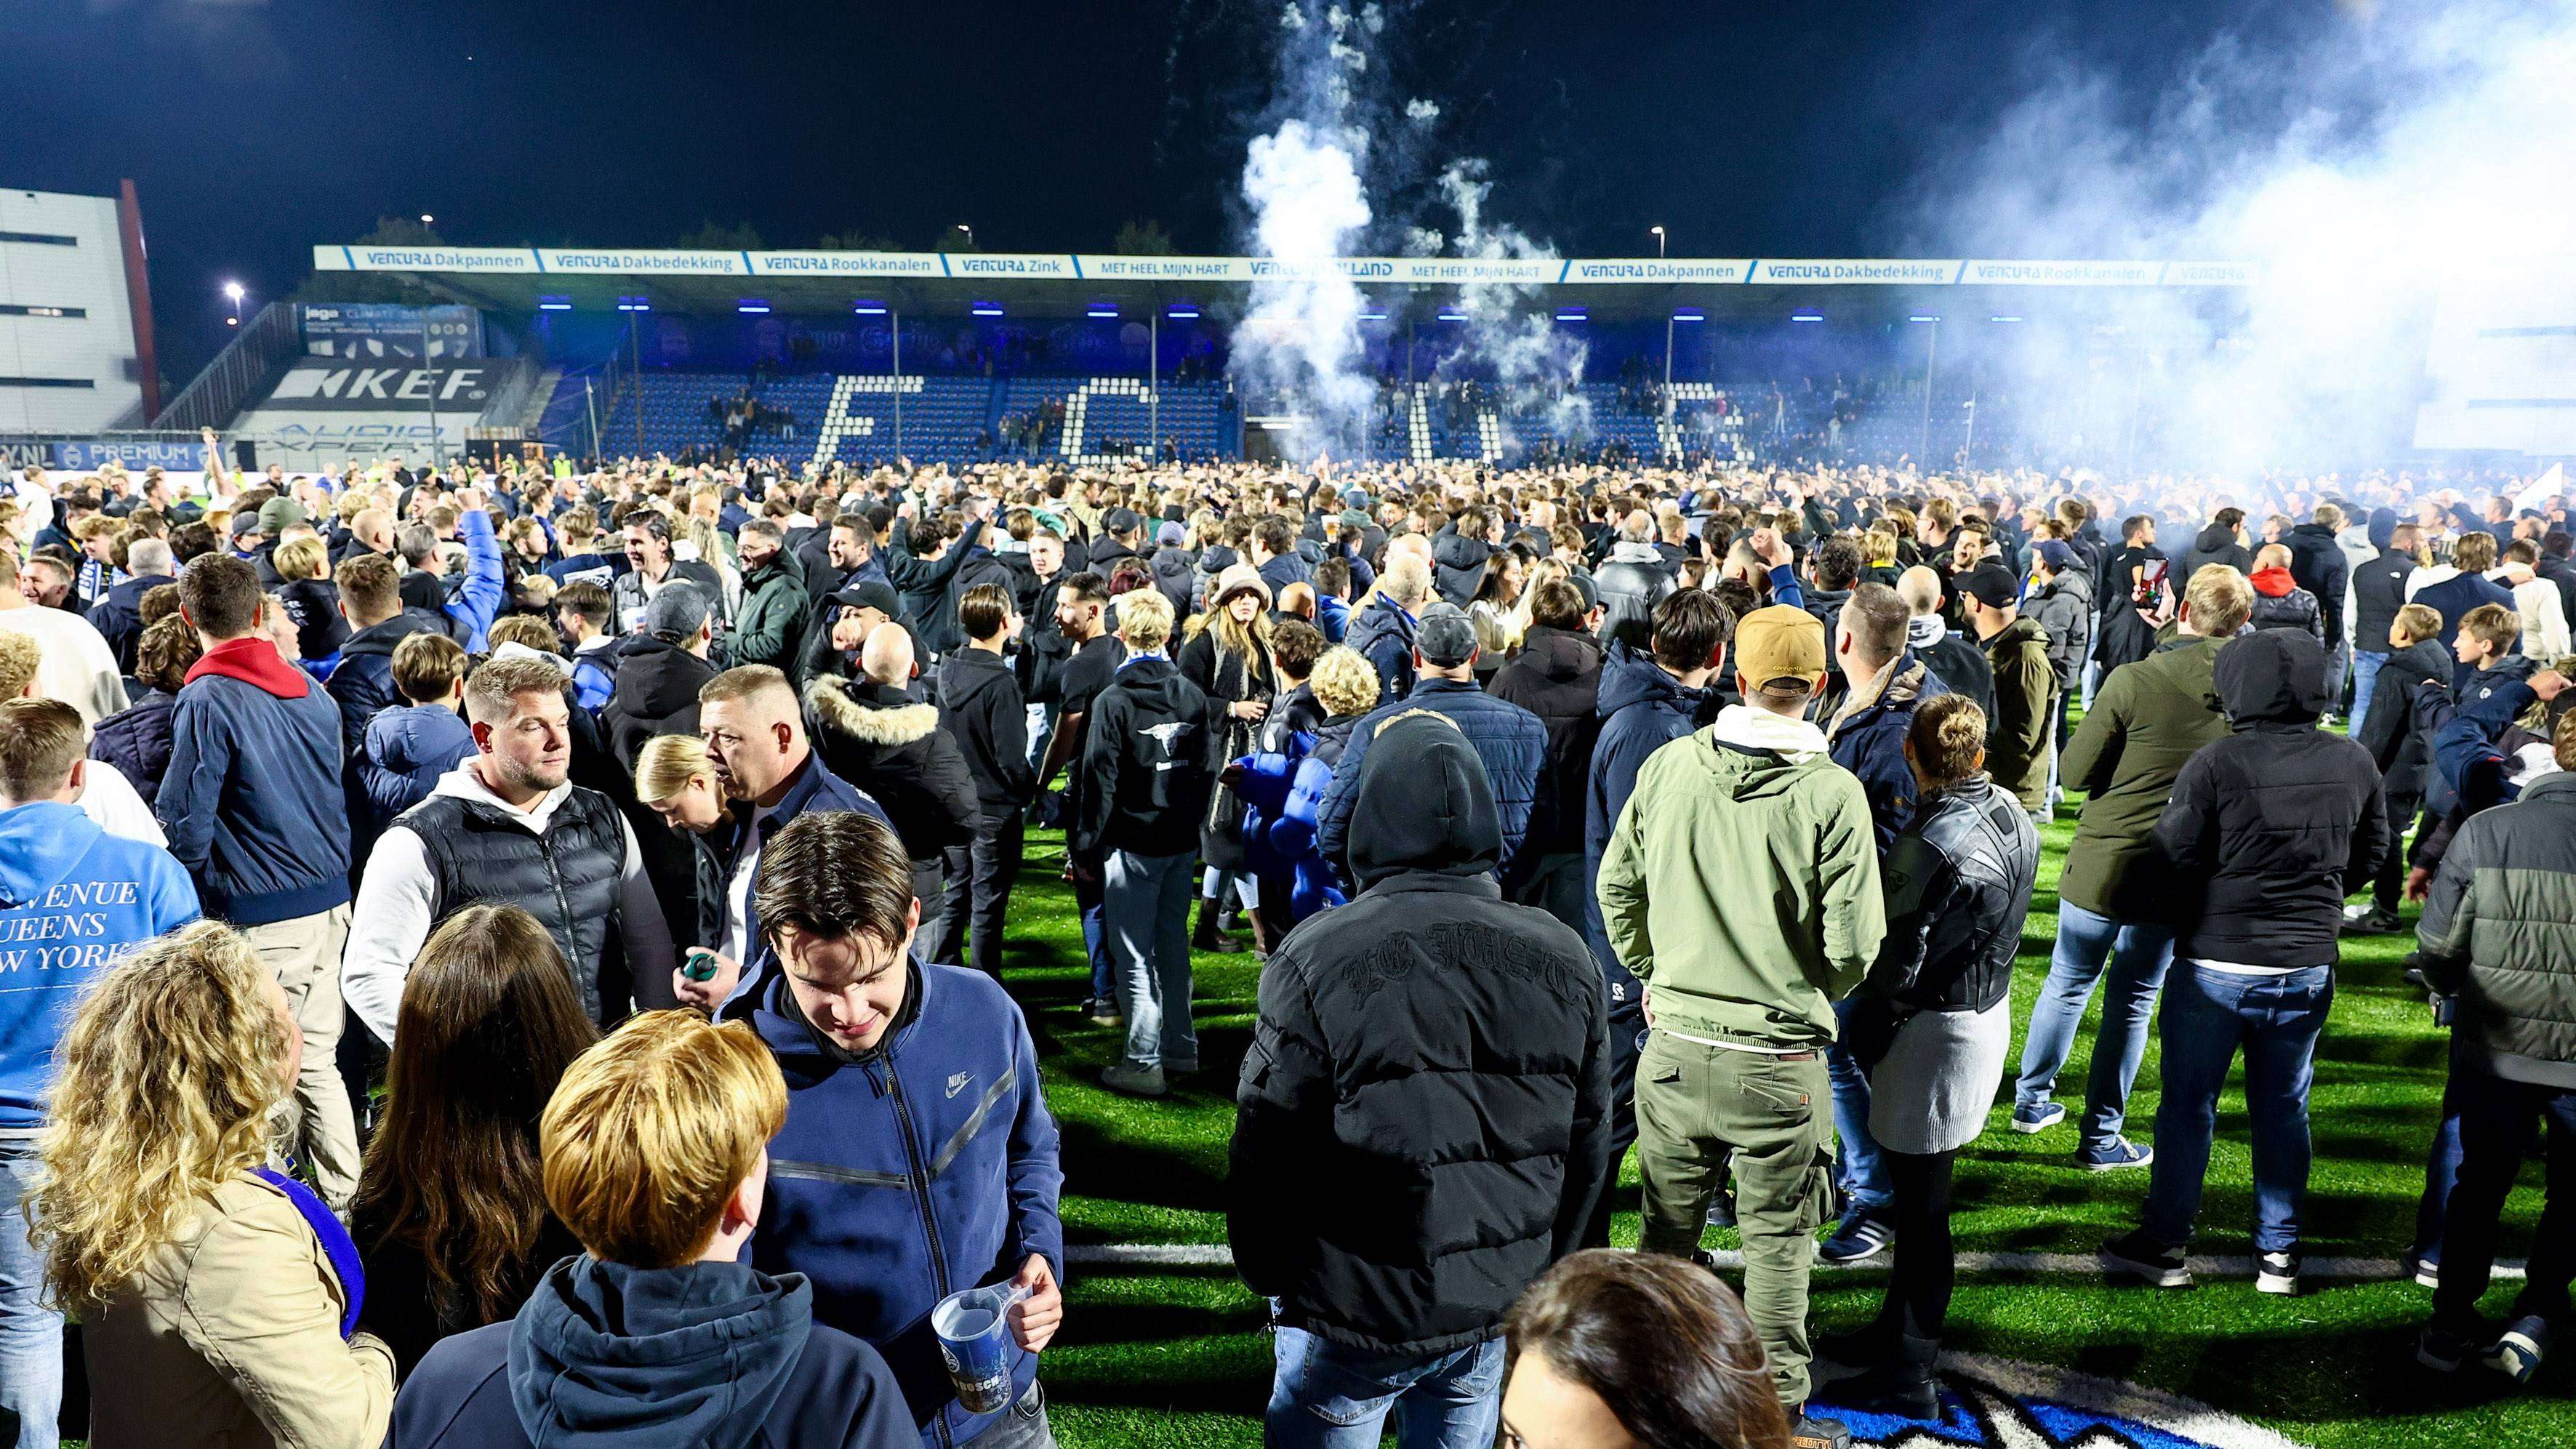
left=0, top=547, right=125, bottom=724
left=730, top=517, right=811, bottom=673
left=1825, top=697, right=2038, bottom=1416
left=673, top=665, right=890, bottom=1011
left=2411, top=530, right=2519, bottom=690
left=1501, top=1251, right=1789, bottom=1449
left=1075, top=589, right=1214, bottom=1097
left=353, top=904, right=595, bottom=1376
left=0, top=699, right=198, bottom=1446
left=394, top=1008, right=913, bottom=1446
left=602, top=584, right=718, bottom=770
left=611, top=510, right=729, bottom=633
left=1597, top=603, right=1881, bottom=1447
left=1960, top=566, right=2055, bottom=821
left=1490, top=577, right=1605, bottom=936
left=87, top=534, right=172, bottom=675
left=342, top=652, right=678, bottom=1045
left=936, top=583, right=1033, bottom=981
left=2248, top=542, right=2326, bottom=646
left=37, top=921, right=395, bottom=1448
left=806, top=622, right=977, bottom=941
left=2103, top=629, right=2385, bottom=1298
left=2412, top=710, right=2576, bottom=1383
left=1316, top=602, right=1546, bottom=891
left=2015, top=565, right=2250, bottom=1168
left=718, top=812, right=1065, bottom=1446
left=1895, top=565, right=1994, bottom=720
left=353, top=632, right=473, bottom=846
left=89, top=613, right=199, bottom=813
left=1344, top=553, right=1432, bottom=701
left=553, top=577, right=619, bottom=711
left=1230, top=711, right=1610, bottom=1449
left=158, top=553, right=359, bottom=1205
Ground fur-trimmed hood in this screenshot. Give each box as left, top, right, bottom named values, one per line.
left=805, top=674, right=940, bottom=747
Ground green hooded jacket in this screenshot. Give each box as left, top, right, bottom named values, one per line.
left=1596, top=707, right=1885, bottom=1048
left=2057, top=633, right=2231, bottom=920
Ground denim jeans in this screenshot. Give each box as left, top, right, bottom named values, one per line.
left=2348, top=648, right=2389, bottom=739
left=1828, top=998, right=1889, bottom=1211
left=0, top=1141, right=58, bottom=1449
left=1073, top=867, right=1112, bottom=1005
left=2014, top=903, right=2175, bottom=1148
left=2431, top=1062, right=2576, bottom=1335
left=2324, top=636, right=2351, bottom=714
left=1104, top=849, right=1197, bottom=1071
left=2412, top=1037, right=2466, bottom=1264
left=2143, top=963, right=2334, bottom=1251
left=1267, top=1327, right=1504, bottom=1449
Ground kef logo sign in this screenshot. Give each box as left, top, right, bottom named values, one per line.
left=1822, top=1357, right=2306, bottom=1449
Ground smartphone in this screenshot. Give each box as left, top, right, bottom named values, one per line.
left=2135, top=559, right=2169, bottom=604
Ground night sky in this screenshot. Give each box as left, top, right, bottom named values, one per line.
left=3, top=0, right=2304, bottom=377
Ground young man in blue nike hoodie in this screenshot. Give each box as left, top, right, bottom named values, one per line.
left=0, top=698, right=199, bottom=1447
left=393, top=1010, right=915, bottom=1449
left=721, top=811, right=1067, bottom=1449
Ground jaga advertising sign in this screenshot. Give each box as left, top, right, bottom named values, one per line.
left=298, top=304, right=484, bottom=360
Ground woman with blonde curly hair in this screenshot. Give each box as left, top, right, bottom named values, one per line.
left=36, top=920, right=394, bottom=1447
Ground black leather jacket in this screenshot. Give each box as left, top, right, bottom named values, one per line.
left=1861, top=775, right=2040, bottom=1015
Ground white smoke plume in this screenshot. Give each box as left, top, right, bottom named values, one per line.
left=1230, top=1, right=1384, bottom=457
left=1901, top=0, right=2576, bottom=475
left=1432, top=160, right=1592, bottom=453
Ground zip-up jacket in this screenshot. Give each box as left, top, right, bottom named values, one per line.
left=156, top=638, right=351, bottom=926
left=727, top=960, right=1064, bottom=1449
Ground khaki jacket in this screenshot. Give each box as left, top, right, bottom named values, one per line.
left=85, top=1173, right=394, bottom=1449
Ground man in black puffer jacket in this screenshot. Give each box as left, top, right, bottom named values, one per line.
left=2103, top=629, right=2386, bottom=1297
left=803, top=625, right=977, bottom=950
left=1229, top=712, right=1609, bottom=1446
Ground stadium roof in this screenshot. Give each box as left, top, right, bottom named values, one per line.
left=314, top=246, right=2260, bottom=324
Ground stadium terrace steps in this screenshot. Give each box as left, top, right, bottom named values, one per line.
left=591, top=372, right=1237, bottom=467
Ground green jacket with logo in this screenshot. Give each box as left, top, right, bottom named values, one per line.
left=1595, top=724, right=1885, bottom=1049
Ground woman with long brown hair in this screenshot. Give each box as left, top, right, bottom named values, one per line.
left=1179, top=563, right=1277, bottom=952
left=1501, top=1250, right=1791, bottom=1449
left=351, top=903, right=601, bottom=1376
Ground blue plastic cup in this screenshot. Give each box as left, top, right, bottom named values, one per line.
left=931, top=1281, right=1028, bottom=1415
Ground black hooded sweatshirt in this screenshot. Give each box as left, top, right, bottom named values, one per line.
left=2151, top=629, right=2388, bottom=967
left=1228, top=715, right=1610, bottom=1357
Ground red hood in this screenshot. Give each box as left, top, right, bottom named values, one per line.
left=183, top=637, right=311, bottom=699
left=2250, top=566, right=2298, bottom=598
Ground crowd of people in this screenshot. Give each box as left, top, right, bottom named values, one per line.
left=0, top=440, right=2571, bottom=1448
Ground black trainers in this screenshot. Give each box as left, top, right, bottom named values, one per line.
left=2485, top=1314, right=2550, bottom=1385
left=2418, top=1324, right=2474, bottom=1373
left=2100, top=1229, right=2193, bottom=1288
left=1787, top=1408, right=1852, bottom=1449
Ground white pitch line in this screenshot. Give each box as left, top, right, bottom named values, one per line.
left=1066, top=1242, right=2525, bottom=1281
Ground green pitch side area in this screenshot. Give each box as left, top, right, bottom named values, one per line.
left=1002, top=813, right=2576, bottom=1449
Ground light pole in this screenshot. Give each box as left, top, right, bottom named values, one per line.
left=1918, top=318, right=1940, bottom=467
left=420, top=214, right=434, bottom=228
left=1651, top=226, right=1672, bottom=392
left=222, top=281, right=244, bottom=328
left=955, top=223, right=974, bottom=249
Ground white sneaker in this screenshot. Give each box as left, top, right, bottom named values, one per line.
left=2256, top=1248, right=2302, bottom=1296
left=1100, top=1063, right=1167, bottom=1097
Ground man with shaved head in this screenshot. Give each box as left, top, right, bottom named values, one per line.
left=807, top=625, right=978, bottom=961
left=1896, top=564, right=1995, bottom=720
left=674, top=665, right=892, bottom=1012
left=2247, top=542, right=2325, bottom=646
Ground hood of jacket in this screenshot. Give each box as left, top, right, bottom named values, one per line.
left=1595, top=639, right=1704, bottom=720
left=2036, top=569, right=2094, bottom=606
left=183, top=635, right=310, bottom=699
left=806, top=673, right=939, bottom=747
left=2251, top=565, right=2298, bottom=598
left=2215, top=627, right=2330, bottom=726
left=366, top=703, right=473, bottom=776
left=1347, top=713, right=1501, bottom=891
left=2193, top=522, right=2241, bottom=555
left=340, top=611, right=435, bottom=659
left=1516, top=625, right=1602, bottom=685
left=613, top=635, right=715, bottom=717
left=98, top=573, right=160, bottom=613
left=1710, top=702, right=1830, bottom=766
left=507, top=1256, right=812, bottom=1446
left=1986, top=614, right=2051, bottom=655
left=939, top=645, right=1017, bottom=715
left=1196, top=544, right=1239, bottom=577
left=0, top=801, right=105, bottom=910
left=2368, top=507, right=2399, bottom=550
left=1606, top=539, right=1664, bottom=566
left=1432, top=529, right=1493, bottom=572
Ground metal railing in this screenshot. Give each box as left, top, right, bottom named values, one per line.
left=152, top=301, right=300, bottom=433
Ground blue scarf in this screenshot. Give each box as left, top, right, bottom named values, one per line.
left=251, top=1167, right=364, bottom=1339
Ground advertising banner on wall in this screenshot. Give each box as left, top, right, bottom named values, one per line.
left=265, top=361, right=516, bottom=411
left=299, top=304, right=484, bottom=359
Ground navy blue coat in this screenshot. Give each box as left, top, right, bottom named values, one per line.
left=89, top=689, right=177, bottom=811
left=724, top=959, right=1064, bottom=1449
left=325, top=613, right=441, bottom=760
left=86, top=574, right=160, bottom=675
left=156, top=641, right=352, bottom=926
left=1342, top=596, right=1419, bottom=702
left=1824, top=650, right=1951, bottom=858
left=1314, top=677, right=1546, bottom=885
left=1581, top=643, right=1716, bottom=968
left=2415, top=569, right=2520, bottom=689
